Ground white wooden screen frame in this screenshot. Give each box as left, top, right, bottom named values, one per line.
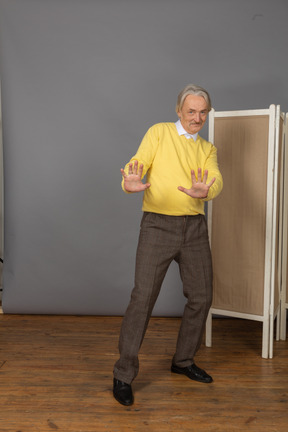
left=205, top=105, right=282, bottom=359
left=0, top=82, right=3, bottom=312
left=269, top=108, right=285, bottom=355
left=280, top=113, right=288, bottom=341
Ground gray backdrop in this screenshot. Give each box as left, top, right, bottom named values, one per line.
left=0, top=0, right=287, bottom=315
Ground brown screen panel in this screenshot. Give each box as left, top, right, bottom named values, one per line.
left=211, top=115, right=269, bottom=315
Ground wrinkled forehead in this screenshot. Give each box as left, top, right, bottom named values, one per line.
left=182, top=94, right=208, bottom=111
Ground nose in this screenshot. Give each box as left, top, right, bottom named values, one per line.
left=194, top=113, right=201, bottom=123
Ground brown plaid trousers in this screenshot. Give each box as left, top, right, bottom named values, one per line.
left=114, top=212, right=213, bottom=384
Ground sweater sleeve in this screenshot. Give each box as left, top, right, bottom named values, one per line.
left=202, top=145, right=223, bottom=201
left=121, top=124, right=160, bottom=192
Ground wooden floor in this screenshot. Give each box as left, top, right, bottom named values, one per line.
left=0, top=315, right=287, bottom=432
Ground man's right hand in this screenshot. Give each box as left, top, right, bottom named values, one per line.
left=121, top=160, right=151, bottom=193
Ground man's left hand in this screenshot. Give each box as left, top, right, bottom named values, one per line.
left=178, top=168, right=216, bottom=199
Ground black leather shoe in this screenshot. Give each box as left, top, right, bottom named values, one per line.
left=113, top=378, right=134, bottom=406
left=171, top=363, right=213, bottom=383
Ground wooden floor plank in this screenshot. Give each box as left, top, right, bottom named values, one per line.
left=0, top=315, right=287, bottom=431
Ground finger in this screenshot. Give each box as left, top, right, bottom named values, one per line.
left=133, top=160, right=138, bottom=175
left=207, top=177, right=216, bottom=188
left=120, top=168, right=127, bottom=178
left=202, top=169, right=208, bottom=184
left=191, top=170, right=197, bottom=184
left=138, top=163, right=144, bottom=179
left=198, top=168, right=202, bottom=182
left=178, top=186, right=186, bottom=193
left=128, top=163, right=133, bottom=175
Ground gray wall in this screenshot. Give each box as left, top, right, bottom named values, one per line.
left=0, top=0, right=287, bottom=315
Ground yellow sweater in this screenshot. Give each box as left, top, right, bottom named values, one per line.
left=122, top=122, right=223, bottom=216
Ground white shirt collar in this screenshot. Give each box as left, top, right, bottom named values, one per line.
left=175, top=119, right=198, bottom=141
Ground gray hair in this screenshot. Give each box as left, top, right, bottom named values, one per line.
left=176, top=84, right=212, bottom=113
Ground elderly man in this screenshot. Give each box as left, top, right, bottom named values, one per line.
left=113, top=84, right=223, bottom=406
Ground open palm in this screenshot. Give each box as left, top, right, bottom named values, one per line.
left=121, top=160, right=151, bottom=193
left=178, top=168, right=215, bottom=199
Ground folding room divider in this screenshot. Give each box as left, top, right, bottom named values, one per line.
left=205, top=105, right=285, bottom=359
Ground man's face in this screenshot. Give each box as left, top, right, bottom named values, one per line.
left=177, top=94, right=209, bottom=135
